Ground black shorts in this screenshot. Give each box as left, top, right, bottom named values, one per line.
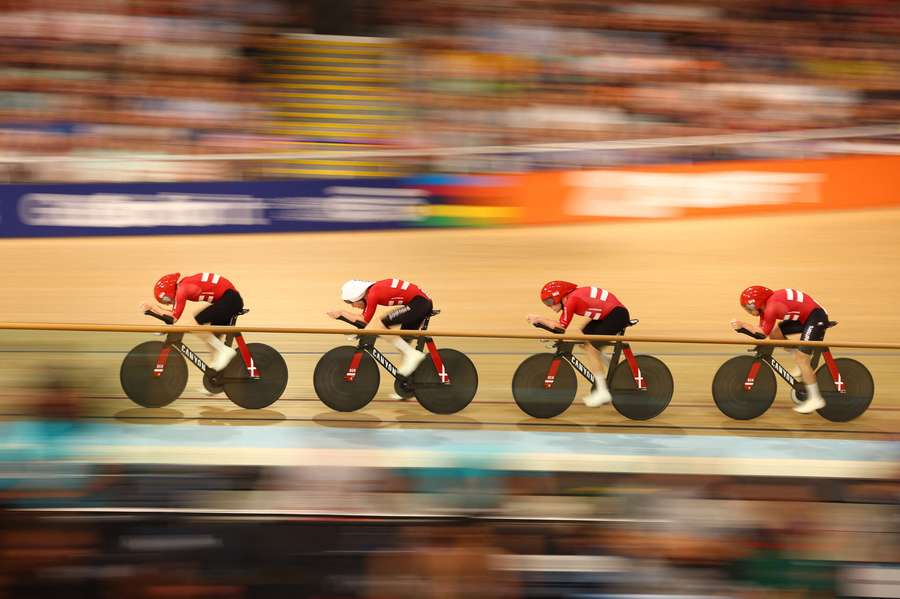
left=195, top=288, right=244, bottom=326
left=778, top=307, right=828, bottom=355
left=581, top=306, right=630, bottom=349
left=381, top=295, right=433, bottom=330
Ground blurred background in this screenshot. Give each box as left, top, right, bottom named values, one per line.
left=1, top=0, right=899, bottom=181
left=1, top=0, right=900, bottom=597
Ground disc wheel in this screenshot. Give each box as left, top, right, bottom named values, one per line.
left=222, top=343, right=288, bottom=409
left=610, top=355, right=673, bottom=420
left=313, top=346, right=379, bottom=412
left=120, top=341, right=187, bottom=408
left=712, top=355, right=776, bottom=420
left=815, top=358, right=874, bottom=422
left=411, top=348, right=478, bottom=414
left=511, top=353, right=577, bottom=419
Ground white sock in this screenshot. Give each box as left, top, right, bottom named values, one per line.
left=594, top=375, right=609, bottom=392
left=197, top=332, right=228, bottom=354
left=805, top=383, right=822, bottom=400
left=391, top=336, right=417, bottom=356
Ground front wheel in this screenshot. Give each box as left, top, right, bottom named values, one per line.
left=120, top=341, right=187, bottom=408
left=815, top=358, right=874, bottom=422
left=511, top=353, right=577, bottom=419
left=712, top=355, right=776, bottom=420
left=222, top=343, right=288, bottom=409
left=411, top=348, right=478, bottom=414
left=314, top=346, right=379, bottom=412
left=610, top=355, right=673, bottom=420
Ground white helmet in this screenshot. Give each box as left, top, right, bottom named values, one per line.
left=341, top=280, right=374, bottom=303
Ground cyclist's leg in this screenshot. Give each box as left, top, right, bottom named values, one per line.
left=769, top=324, right=803, bottom=376
left=793, top=309, right=828, bottom=413
left=195, top=290, right=243, bottom=371
left=579, top=307, right=630, bottom=407
left=381, top=297, right=431, bottom=377
left=776, top=316, right=814, bottom=383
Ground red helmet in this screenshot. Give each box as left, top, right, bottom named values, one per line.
left=154, top=273, right=180, bottom=304
left=540, top=280, right=577, bottom=306
left=740, top=285, right=773, bottom=314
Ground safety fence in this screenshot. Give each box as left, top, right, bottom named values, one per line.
left=0, top=322, right=896, bottom=438
left=2, top=321, right=900, bottom=349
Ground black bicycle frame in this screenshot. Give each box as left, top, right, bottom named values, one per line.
left=338, top=313, right=449, bottom=384
left=545, top=336, right=646, bottom=391
left=168, top=332, right=210, bottom=373
left=745, top=345, right=846, bottom=394
left=144, top=310, right=258, bottom=380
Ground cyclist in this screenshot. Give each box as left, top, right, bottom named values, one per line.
left=327, top=278, right=432, bottom=377
left=730, top=285, right=828, bottom=414
left=140, top=272, right=242, bottom=375
left=527, top=280, right=630, bottom=407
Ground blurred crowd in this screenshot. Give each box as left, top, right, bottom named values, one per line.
left=1, top=380, right=899, bottom=598
left=394, top=0, right=900, bottom=150
left=1, top=0, right=899, bottom=180
left=0, top=0, right=293, bottom=182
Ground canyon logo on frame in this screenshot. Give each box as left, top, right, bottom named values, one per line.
left=497, top=155, right=900, bottom=224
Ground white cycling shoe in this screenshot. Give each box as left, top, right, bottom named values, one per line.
left=397, top=350, right=427, bottom=378
left=210, top=346, right=237, bottom=372
left=793, top=394, right=826, bottom=414
left=582, top=386, right=612, bottom=408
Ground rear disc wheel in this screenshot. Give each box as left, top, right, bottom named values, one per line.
left=610, top=355, right=673, bottom=420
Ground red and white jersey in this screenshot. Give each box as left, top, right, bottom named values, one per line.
left=559, top=286, right=625, bottom=329
left=172, top=272, right=236, bottom=320
left=362, top=278, right=430, bottom=323
left=759, top=288, right=822, bottom=335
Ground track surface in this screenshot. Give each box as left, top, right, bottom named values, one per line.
left=1, top=208, right=898, bottom=440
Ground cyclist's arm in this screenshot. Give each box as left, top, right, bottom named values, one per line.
left=527, top=314, right=565, bottom=331
left=327, top=309, right=367, bottom=326
left=731, top=319, right=768, bottom=339
left=169, top=285, right=194, bottom=321
left=757, top=305, right=779, bottom=336
left=731, top=319, right=766, bottom=336
left=140, top=301, right=174, bottom=317
left=328, top=309, right=362, bottom=321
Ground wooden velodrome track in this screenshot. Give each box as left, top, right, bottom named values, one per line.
left=0, top=208, right=898, bottom=440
